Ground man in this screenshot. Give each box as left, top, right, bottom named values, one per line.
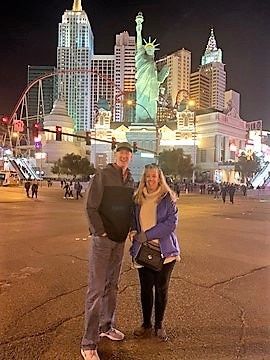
left=24, top=179, right=31, bottom=197
left=31, top=180, right=39, bottom=199
left=75, top=180, right=83, bottom=199
left=81, top=142, right=134, bottom=360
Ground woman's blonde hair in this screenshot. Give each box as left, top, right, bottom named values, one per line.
left=134, top=164, right=177, bottom=204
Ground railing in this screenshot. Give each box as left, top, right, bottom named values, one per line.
left=217, top=161, right=235, bottom=166
left=251, top=162, right=270, bottom=188
left=10, top=158, right=41, bottom=180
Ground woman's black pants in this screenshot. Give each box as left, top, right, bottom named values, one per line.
left=138, top=260, right=176, bottom=329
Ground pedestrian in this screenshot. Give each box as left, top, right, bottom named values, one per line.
left=24, top=180, right=31, bottom=197
left=176, top=182, right=181, bottom=197
left=81, top=142, right=134, bottom=360
left=213, top=183, right=220, bottom=199
left=129, top=164, right=181, bottom=342
left=75, top=181, right=83, bottom=199
left=229, top=183, right=236, bottom=204
left=31, top=181, right=39, bottom=198
left=63, top=183, right=73, bottom=199
left=241, top=183, right=247, bottom=196
left=220, top=182, right=228, bottom=203
left=69, top=181, right=74, bottom=198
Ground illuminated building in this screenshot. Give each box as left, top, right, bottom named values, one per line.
left=157, top=48, right=191, bottom=106
left=200, top=28, right=226, bottom=111
left=42, top=99, right=80, bottom=163
left=90, top=55, right=115, bottom=126
left=114, top=32, right=136, bottom=122
left=189, top=69, right=210, bottom=109
left=85, top=32, right=136, bottom=126
left=57, top=0, right=94, bottom=131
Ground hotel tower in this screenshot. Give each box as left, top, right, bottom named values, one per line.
left=200, top=28, right=226, bottom=111
left=57, top=0, right=94, bottom=131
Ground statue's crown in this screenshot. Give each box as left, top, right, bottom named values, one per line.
left=143, top=37, right=160, bottom=51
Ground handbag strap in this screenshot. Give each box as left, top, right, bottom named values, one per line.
left=143, top=241, right=161, bottom=252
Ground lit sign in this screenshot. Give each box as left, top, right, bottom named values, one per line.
left=13, top=120, right=24, bottom=132
left=141, top=153, right=155, bottom=158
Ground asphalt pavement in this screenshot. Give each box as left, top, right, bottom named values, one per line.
left=0, top=183, right=269, bottom=360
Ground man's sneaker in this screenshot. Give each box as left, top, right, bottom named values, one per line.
left=100, top=327, right=125, bottom=341
left=81, top=349, right=100, bottom=360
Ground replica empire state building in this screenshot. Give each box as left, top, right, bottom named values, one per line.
left=57, top=0, right=94, bottom=131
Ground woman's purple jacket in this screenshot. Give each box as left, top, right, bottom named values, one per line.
left=129, top=192, right=181, bottom=259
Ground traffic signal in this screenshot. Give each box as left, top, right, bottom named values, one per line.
left=33, top=123, right=41, bottom=147
left=56, top=126, right=62, bottom=141
left=133, top=141, right=138, bottom=153
left=33, top=123, right=39, bottom=138
left=85, top=131, right=91, bottom=145
left=34, top=139, right=42, bottom=149
left=111, top=137, right=116, bottom=150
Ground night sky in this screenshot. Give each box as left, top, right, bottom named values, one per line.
left=0, top=0, right=269, bottom=129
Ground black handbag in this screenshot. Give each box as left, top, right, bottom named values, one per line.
left=135, top=242, right=163, bottom=271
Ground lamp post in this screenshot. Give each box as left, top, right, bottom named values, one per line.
left=192, top=118, right=197, bottom=184
left=187, top=100, right=197, bottom=184
left=126, top=100, right=160, bottom=163
left=126, top=99, right=153, bottom=122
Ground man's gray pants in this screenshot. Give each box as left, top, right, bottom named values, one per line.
left=81, top=235, right=125, bottom=350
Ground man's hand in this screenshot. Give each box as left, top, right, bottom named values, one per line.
left=128, top=230, right=137, bottom=242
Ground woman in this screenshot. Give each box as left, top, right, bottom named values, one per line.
left=130, top=164, right=180, bottom=341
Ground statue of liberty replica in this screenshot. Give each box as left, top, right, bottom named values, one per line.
left=135, top=12, right=169, bottom=123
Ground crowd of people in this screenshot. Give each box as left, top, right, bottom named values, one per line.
left=202, top=182, right=247, bottom=204
left=165, top=180, right=248, bottom=205
left=22, top=178, right=85, bottom=200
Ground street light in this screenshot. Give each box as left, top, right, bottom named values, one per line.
left=187, top=99, right=195, bottom=109
left=125, top=99, right=160, bottom=162
left=187, top=100, right=197, bottom=184
left=192, top=122, right=197, bottom=184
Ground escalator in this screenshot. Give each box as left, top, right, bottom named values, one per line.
left=9, top=159, right=28, bottom=180
left=19, top=158, right=41, bottom=180
left=251, top=162, right=270, bottom=188
left=9, top=158, right=41, bottom=180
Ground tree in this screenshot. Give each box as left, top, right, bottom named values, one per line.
left=235, top=152, right=259, bottom=182
left=79, top=157, right=95, bottom=176
left=61, top=153, right=82, bottom=176
left=158, top=148, right=193, bottom=180
left=51, top=159, right=64, bottom=177
left=51, top=153, right=96, bottom=178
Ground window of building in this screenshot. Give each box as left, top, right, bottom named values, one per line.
left=200, top=149, right=207, bottom=163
